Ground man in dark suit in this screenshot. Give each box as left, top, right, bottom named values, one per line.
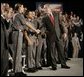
left=1, top=3, right=13, bottom=76
left=1, top=13, right=9, bottom=76
left=42, top=4, right=70, bottom=70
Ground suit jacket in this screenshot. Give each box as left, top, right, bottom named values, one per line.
left=42, top=12, right=66, bottom=42
left=53, top=12, right=66, bottom=40
left=1, top=16, right=8, bottom=76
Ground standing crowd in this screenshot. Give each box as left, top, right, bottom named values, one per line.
left=1, top=3, right=83, bottom=76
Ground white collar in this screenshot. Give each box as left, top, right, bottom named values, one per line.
left=1, top=14, right=5, bottom=19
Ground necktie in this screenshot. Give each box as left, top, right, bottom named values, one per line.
left=49, top=14, right=54, bottom=26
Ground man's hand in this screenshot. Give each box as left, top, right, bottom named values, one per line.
left=63, top=33, right=67, bottom=40
left=36, top=29, right=41, bottom=34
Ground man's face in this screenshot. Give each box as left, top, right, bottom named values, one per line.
left=65, top=14, right=68, bottom=17
left=43, top=5, right=47, bottom=13
left=1, top=4, right=3, bottom=13
left=77, top=16, right=79, bottom=20
left=19, top=5, right=24, bottom=13
left=28, top=12, right=33, bottom=19
left=54, top=9, right=59, bottom=13
left=43, top=5, right=52, bottom=14
left=60, top=11, right=63, bottom=15
left=32, top=12, right=35, bottom=17
left=74, top=33, right=77, bottom=37
left=71, top=11, right=73, bottom=15
left=73, top=14, right=76, bottom=17
left=7, top=8, right=14, bottom=19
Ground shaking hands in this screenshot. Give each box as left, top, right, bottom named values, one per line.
left=36, top=29, right=41, bottom=34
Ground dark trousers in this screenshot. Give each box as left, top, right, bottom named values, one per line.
left=47, top=38, right=66, bottom=68
left=36, top=35, right=47, bottom=68
left=55, top=39, right=66, bottom=66
left=46, top=40, right=57, bottom=67
left=26, top=35, right=36, bottom=68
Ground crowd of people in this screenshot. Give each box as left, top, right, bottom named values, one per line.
left=1, top=3, right=83, bottom=76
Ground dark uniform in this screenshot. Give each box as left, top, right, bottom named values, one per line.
left=36, top=16, right=47, bottom=68
left=12, top=13, right=28, bottom=73
left=25, top=19, right=37, bottom=70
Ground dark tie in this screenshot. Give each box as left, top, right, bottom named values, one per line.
left=49, top=14, right=54, bottom=26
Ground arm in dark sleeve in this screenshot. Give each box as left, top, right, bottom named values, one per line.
left=59, top=19, right=66, bottom=33
left=42, top=17, right=47, bottom=28
left=7, top=20, right=13, bottom=33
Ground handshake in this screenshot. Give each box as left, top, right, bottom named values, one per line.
left=35, top=29, right=41, bottom=34
left=19, top=29, right=41, bottom=35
